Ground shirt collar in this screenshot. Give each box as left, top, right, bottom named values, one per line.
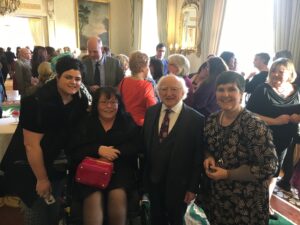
left=161, top=100, right=183, bottom=114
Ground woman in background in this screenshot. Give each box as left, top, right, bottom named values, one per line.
left=119, top=51, right=157, bottom=126
left=246, top=58, right=300, bottom=219
left=115, top=54, right=130, bottom=76
left=190, top=61, right=208, bottom=92
left=69, top=87, right=140, bottom=225
left=204, top=71, right=278, bottom=225
left=192, top=57, right=228, bottom=117
left=219, top=51, right=236, bottom=71
left=31, top=46, right=47, bottom=78
left=168, top=54, right=193, bottom=106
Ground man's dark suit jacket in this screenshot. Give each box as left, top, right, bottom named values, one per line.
left=82, top=55, right=124, bottom=87
left=143, top=102, right=205, bottom=207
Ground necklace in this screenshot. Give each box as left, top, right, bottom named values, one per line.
left=219, top=108, right=243, bottom=127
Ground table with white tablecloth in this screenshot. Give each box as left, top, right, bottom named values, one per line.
left=0, top=118, right=18, bottom=162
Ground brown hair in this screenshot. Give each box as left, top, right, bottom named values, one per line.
left=129, top=51, right=149, bottom=75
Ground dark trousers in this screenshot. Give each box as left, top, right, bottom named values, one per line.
left=149, top=181, right=186, bottom=225
left=281, top=141, right=296, bottom=183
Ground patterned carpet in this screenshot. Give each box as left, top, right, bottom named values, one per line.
left=273, top=185, right=300, bottom=210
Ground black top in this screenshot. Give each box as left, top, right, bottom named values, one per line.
left=246, top=83, right=300, bottom=151
left=0, top=79, right=89, bottom=206
left=68, top=113, right=141, bottom=195
left=245, top=71, right=268, bottom=94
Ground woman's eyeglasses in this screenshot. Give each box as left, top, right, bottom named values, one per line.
left=99, top=100, right=118, bottom=106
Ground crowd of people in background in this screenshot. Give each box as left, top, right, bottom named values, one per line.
left=0, top=37, right=299, bottom=225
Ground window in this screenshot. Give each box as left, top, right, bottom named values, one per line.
left=218, top=0, right=274, bottom=74
left=141, top=0, right=159, bottom=56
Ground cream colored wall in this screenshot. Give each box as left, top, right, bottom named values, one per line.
left=109, top=0, right=131, bottom=55
left=52, top=0, right=77, bottom=49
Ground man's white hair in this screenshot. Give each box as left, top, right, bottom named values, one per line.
left=156, top=74, right=188, bottom=100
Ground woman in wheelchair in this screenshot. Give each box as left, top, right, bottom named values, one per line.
left=68, top=87, right=141, bottom=225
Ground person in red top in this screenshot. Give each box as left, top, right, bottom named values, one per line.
left=119, top=51, right=157, bottom=126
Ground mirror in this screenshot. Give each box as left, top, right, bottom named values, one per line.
left=181, top=5, right=197, bottom=49
left=180, top=0, right=203, bottom=56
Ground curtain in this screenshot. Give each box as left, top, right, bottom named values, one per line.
left=199, top=0, right=227, bottom=62
left=130, top=0, right=143, bottom=50
left=156, top=0, right=168, bottom=46
left=274, top=0, right=300, bottom=71
left=28, top=17, right=45, bottom=46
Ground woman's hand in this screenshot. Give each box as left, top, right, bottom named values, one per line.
left=36, top=178, right=52, bottom=199
left=275, top=114, right=290, bottom=125
left=203, top=156, right=215, bottom=172
left=98, top=146, right=120, bottom=161
left=206, top=166, right=229, bottom=181
left=290, top=114, right=300, bottom=123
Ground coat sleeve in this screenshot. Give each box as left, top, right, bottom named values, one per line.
left=187, top=113, right=205, bottom=193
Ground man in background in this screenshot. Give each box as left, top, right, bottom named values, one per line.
left=151, top=43, right=168, bottom=76
left=14, top=48, right=38, bottom=98
left=82, top=36, right=124, bottom=93
left=244, top=52, right=270, bottom=103
left=5, top=47, right=16, bottom=80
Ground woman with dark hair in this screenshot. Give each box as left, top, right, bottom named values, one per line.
left=192, top=57, right=228, bottom=117
left=190, top=61, right=208, bottom=92
left=219, top=51, right=236, bottom=71
left=0, top=56, right=89, bottom=225
left=149, top=57, right=164, bottom=82
left=31, top=46, right=47, bottom=78
left=203, top=71, right=278, bottom=225
left=69, top=87, right=141, bottom=225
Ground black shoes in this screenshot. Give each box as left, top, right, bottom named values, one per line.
left=269, top=208, right=279, bottom=220
left=269, top=213, right=279, bottom=220
left=277, top=179, right=291, bottom=192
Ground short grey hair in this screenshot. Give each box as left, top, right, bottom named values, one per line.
left=156, top=74, right=188, bottom=100
left=168, top=54, right=190, bottom=76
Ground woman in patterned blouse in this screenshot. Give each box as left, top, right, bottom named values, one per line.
left=203, top=71, right=278, bottom=225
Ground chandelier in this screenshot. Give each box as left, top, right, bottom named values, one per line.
left=0, top=0, right=21, bottom=16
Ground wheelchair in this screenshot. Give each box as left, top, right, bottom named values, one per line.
left=59, top=154, right=149, bottom=225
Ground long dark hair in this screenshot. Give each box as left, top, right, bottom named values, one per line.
left=204, top=57, right=228, bottom=84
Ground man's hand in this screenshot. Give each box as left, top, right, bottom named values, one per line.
left=184, top=191, right=196, bottom=204
left=90, top=85, right=100, bottom=92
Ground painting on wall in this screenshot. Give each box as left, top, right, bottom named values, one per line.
left=76, top=0, right=110, bottom=50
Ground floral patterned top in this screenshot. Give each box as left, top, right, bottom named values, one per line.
left=204, top=109, right=278, bottom=225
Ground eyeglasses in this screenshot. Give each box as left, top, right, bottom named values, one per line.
left=158, top=87, right=182, bottom=93
left=99, top=100, right=118, bottom=106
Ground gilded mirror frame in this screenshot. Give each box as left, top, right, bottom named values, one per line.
left=179, top=0, right=203, bottom=56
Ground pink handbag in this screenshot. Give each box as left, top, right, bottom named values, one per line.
left=75, top=157, right=114, bottom=189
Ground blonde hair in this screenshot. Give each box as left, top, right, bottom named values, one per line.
left=267, top=58, right=297, bottom=84
left=38, top=62, right=53, bottom=84
left=168, top=54, right=190, bottom=76
left=115, top=54, right=129, bottom=71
